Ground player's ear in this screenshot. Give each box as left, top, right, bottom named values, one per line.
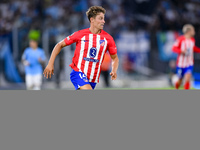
left=90, top=17, right=94, bottom=23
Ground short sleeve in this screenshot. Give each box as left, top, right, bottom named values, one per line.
left=173, top=37, right=181, bottom=48
left=64, top=31, right=80, bottom=45
left=172, top=37, right=184, bottom=53
left=107, top=37, right=117, bottom=55
left=191, top=37, right=195, bottom=43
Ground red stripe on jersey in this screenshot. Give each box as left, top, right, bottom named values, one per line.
left=74, top=38, right=82, bottom=70
left=87, top=34, right=97, bottom=79
left=92, top=38, right=107, bottom=83
left=184, top=41, right=186, bottom=67
left=96, top=39, right=108, bottom=83
left=89, top=35, right=101, bottom=82
left=185, top=41, right=189, bottom=67
left=81, top=35, right=89, bottom=72
left=77, top=36, right=85, bottom=71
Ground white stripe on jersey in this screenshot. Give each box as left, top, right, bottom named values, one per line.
left=77, top=36, right=85, bottom=71
left=183, top=40, right=189, bottom=67
left=187, top=40, right=191, bottom=67
left=95, top=38, right=108, bottom=83
left=89, top=35, right=101, bottom=82
left=178, top=41, right=185, bottom=67
left=84, top=34, right=93, bottom=75
left=178, top=55, right=183, bottom=67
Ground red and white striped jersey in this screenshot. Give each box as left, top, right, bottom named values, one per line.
left=172, top=35, right=200, bottom=68
left=64, top=28, right=117, bottom=83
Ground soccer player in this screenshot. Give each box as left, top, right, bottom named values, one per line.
left=43, top=6, right=119, bottom=90
left=22, top=39, right=46, bottom=90
left=172, top=24, right=200, bottom=89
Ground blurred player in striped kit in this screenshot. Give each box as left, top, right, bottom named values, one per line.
left=43, top=6, right=119, bottom=90
left=172, top=24, right=200, bottom=89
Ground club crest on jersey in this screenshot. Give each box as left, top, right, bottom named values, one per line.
left=100, top=40, right=105, bottom=46
left=89, top=47, right=97, bottom=58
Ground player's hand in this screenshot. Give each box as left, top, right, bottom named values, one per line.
left=110, top=71, right=117, bottom=80
left=23, top=60, right=30, bottom=66
left=38, top=57, right=43, bottom=63
left=38, top=57, right=45, bottom=66
left=43, top=64, right=54, bottom=79
left=181, top=49, right=187, bottom=55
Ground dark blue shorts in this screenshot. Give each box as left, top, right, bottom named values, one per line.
left=176, top=66, right=193, bottom=79
left=70, top=69, right=97, bottom=90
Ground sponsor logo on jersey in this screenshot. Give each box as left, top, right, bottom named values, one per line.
left=100, top=40, right=105, bottom=46
left=83, top=57, right=99, bottom=63
left=89, top=47, right=97, bottom=58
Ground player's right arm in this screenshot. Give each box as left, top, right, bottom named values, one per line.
left=43, top=31, right=80, bottom=78
left=21, top=49, right=30, bottom=66
left=43, top=40, right=66, bottom=79
left=172, top=37, right=187, bottom=55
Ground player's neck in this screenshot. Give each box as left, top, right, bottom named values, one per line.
left=89, top=27, right=101, bottom=34
left=31, top=47, right=38, bottom=50
left=184, top=34, right=191, bottom=39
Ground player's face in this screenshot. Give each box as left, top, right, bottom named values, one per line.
left=29, top=40, right=38, bottom=49
left=92, top=12, right=105, bottom=30
left=190, top=27, right=195, bottom=37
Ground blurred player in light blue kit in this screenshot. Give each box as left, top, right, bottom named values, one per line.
left=22, top=39, right=46, bottom=90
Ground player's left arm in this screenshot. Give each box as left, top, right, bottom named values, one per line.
left=192, top=38, right=200, bottom=53
left=193, top=46, right=200, bottom=53
left=108, top=36, right=119, bottom=80
left=110, top=54, right=119, bottom=80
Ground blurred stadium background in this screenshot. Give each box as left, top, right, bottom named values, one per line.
left=1, top=0, right=200, bottom=90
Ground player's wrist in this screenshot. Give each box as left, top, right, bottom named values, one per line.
left=47, top=61, right=54, bottom=66
left=181, top=49, right=186, bottom=53
left=111, top=68, right=118, bottom=73
left=23, top=60, right=29, bottom=66
left=111, top=70, right=117, bottom=74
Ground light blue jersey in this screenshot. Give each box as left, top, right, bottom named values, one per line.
left=22, top=47, right=46, bottom=75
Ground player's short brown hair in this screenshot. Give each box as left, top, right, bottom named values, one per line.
left=182, top=24, right=194, bottom=34
left=86, top=6, right=106, bottom=22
